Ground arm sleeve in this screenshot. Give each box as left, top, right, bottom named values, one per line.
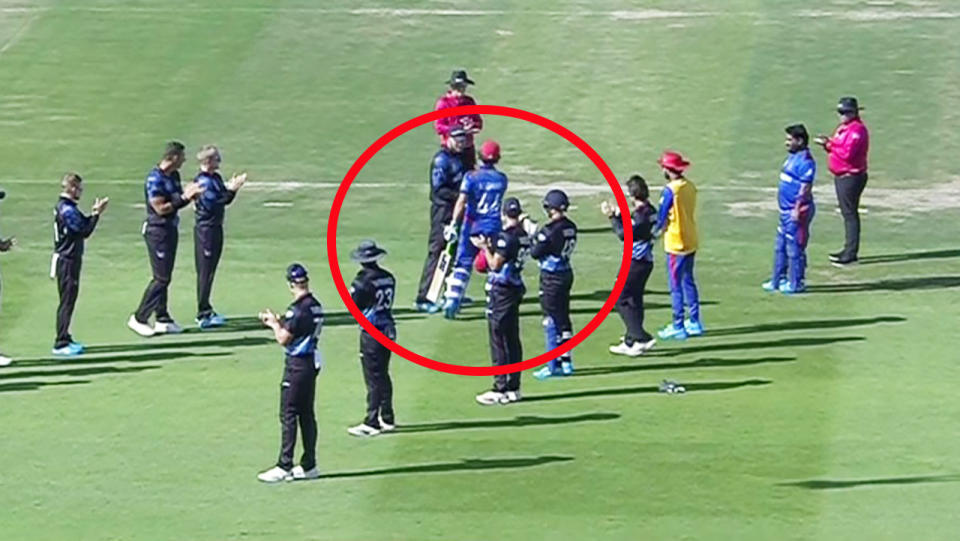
left=655, top=187, right=674, bottom=231
left=434, top=97, right=453, bottom=136
left=460, top=171, right=474, bottom=194
left=282, top=308, right=298, bottom=333
left=146, top=175, right=165, bottom=199
left=799, top=158, right=816, bottom=184
left=223, top=189, right=237, bottom=206
left=431, top=155, right=447, bottom=191
left=64, top=207, right=99, bottom=237
left=529, top=227, right=553, bottom=260
left=466, top=97, right=483, bottom=130
left=635, top=207, right=655, bottom=241
left=610, top=214, right=625, bottom=240
left=350, top=278, right=374, bottom=309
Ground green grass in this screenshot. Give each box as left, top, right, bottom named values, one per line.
left=2, top=1, right=960, bottom=539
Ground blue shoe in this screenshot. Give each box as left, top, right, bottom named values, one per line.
left=415, top=301, right=441, bottom=314
left=442, top=298, right=460, bottom=320
left=780, top=282, right=807, bottom=295
left=52, top=343, right=83, bottom=357
left=683, top=319, right=705, bottom=337
left=560, top=361, right=574, bottom=376
left=762, top=280, right=779, bottom=292
left=209, top=313, right=226, bottom=326
left=196, top=316, right=215, bottom=329
left=533, top=366, right=556, bottom=380
left=658, top=324, right=688, bottom=341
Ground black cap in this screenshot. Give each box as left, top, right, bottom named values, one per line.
left=542, top=189, right=570, bottom=211
left=286, top=263, right=309, bottom=284
left=503, top=197, right=522, bottom=218
left=350, top=239, right=387, bottom=264
left=447, top=69, right=475, bottom=86
left=837, top=97, right=861, bottom=114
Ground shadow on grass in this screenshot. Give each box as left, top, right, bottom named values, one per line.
left=859, top=249, right=960, bottom=266
left=457, top=305, right=622, bottom=322
left=0, top=364, right=161, bottom=381
left=0, top=379, right=91, bottom=393
left=779, top=474, right=960, bottom=490
left=573, top=356, right=795, bottom=378
left=395, top=412, right=620, bottom=434
left=183, top=310, right=426, bottom=334
left=705, top=316, right=906, bottom=338
left=12, top=351, right=228, bottom=368
left=648, top=336, right=864, bottom=358
left=84, top=336, right=273, bottom=355
left=317, top=455, right=574, bottom=480
left=522, top=379, right=771, bottom=403
left=808, top=276, right=960, bottom=294
left=519, top=289, right=671, bottom=305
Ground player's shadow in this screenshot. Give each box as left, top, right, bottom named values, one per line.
left=704, top=316, right=905, bottom=338
left=457, top=306, right=612, bottom=322
left=316, top=455, right=574, bottom=480
left=778, top=474, right=960, bottom=490
left=394, top=412, right=620, bottom=434
left=858, top=249, right=960, bottom=266
left=573, top=356, right=795, bottom=378
left=808, top=276, right=960, bottom=294
left=84, top=336, right=273, bottom=354
left=519, top=289, right=671, bottom=305
left=184, top=309, right=425, bottom=334
left=0, top=364, right=161, bottom=381
left=577, top=226, right=615, bottom=234
left=522, top=379, right=770, bottom=403
left=12, top=351, right=228, bottom=368
left=0, top=379, right=91, bottom=394
left=646, top=336, right=864, bottom=358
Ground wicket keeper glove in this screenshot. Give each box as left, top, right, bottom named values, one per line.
left=520, top=214, right=539, bottom=237
left=443, top=223, right=458, bottom=242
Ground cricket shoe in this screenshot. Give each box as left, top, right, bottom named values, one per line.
left=779, top=282, right=807, bottom=295
left=658, top=324, right=688, bottom=341
left=683, top=319, right=705, bottom=337
left=828, top=250, right=844, bottom=262
left=154, top=320, right=184, bottom=335
left=475, top=390, right=505, bottom=405
left=499, top=391, right=522, bottom=404
left=196, top=313, right=225, bottom=329
left=441, top=298, right=461, bottom=319
left=560, top=361, right=574, bottom=376
left=127, top=315, right=156, bottom=337
left=761, top=280, right=780, bottom=292
left=414, top=301, right=440, bottom=314
left=291, top=465, right=320, bottom=480
left=0, top=353, right=12, bottom=367
left=379, top=419, right=396, bottom=433
left=347, top=423, right=381, bottom=437
left=533, top=366, right=559, bottom=380
left=609, top=340, right=649, bottom=357
left=52, top=342, right=85, bottom=357
left=257, top=466, right=292, bottom=483
left=831, top=254, right=858, bottom=268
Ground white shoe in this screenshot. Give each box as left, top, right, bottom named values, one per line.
left=609, top=341, right=641, bottom=356
left=0, top=353, right=12, bottom=367
left=347, top=423, right=381, bottom=437
left=127, top=315, right=156, bottom=337
left=475, top=390, right=505, bottom=406
left=291, top=465, right=320, bottom=480
left=153, top=320, right=183, bottom=335
left=499, top=391, right=522, bottom=404
left=637, top=338, right=657, bottom=352
left=379, top=420, right=396, bottom=433
left=256, top=466, right=292, bottom=483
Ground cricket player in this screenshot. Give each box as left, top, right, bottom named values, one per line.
left=655, top=151, right=702, bottom=341
left=472, top=198, right=530, bottom=405
left=52, top=173, right=109, bottom=356
left=764, top=125, right=816, bottom=294
left=257, top=263, right=324, bottom=483
left=602, top=174, right=657, bottom=356
left=192, top=145, right=247, bottom=328
left=128, top=141, right=204, bottom=337
left=441, top=140, right=507, bottom=319
left=0, top=188, right=14, bottom=367
left=531, top=189, right=578, bottom=380
left=415, top=127, right=468, bottom=312
left=347, top=240, right=397, bottom=437
left=434, top=69, right=483, bottom=170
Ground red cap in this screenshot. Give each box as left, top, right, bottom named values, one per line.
left=480, top=139, right=501, bottom=162
left=657, top=151, right=690, bottom=173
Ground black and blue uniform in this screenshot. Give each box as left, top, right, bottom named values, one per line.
left=53, top=196, right=100, bottom=348
left=193, top=171, right=237, bottom=318
left=277, top=293, right=324, bottom=472
left=531, top=216, right=577, bottom=372
left=134, top=166, right=188, bottom=324
left=416, top=147, right=464, bottom=302
left=350, top=265, right=397, bottom=429
left=485, top=224, right=530, bottom=393
left=610, top=203, right=657, bottom=345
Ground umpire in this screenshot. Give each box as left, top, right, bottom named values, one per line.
left=472, top=198, right=529, bottom=405
left=52, top=173, right=109, bottom=356
left=193, top=145, right=247, bottom=329
left=128, top=141, right=204, bottom=337
left=257, top=263, right=324, bottom=483
left=415, top=127, right=468, bottom=312
left=347, top=240, right=397, bottom=437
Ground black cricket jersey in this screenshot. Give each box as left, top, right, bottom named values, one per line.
left=54, top=196, right=99, bottom=258
left=282, top=293, right=324, bottom=359
left=144, top=166, right=186, bottom=227
left=350, top=265, right=396, bottom=331
left=487, top=225, right=530, bottom=289
left=611, top=203, right=657, bottom=262
left=430, top=147, right=465, bottom=206
left=531, top=216, right=577, bottom=273
left=194, top=171, right=236, bottom=228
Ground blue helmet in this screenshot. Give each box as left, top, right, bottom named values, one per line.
left=285, top=263, right=309, bottom=284
left=542, top=189, right=569, bottom=212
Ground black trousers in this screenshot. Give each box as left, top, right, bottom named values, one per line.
left=540, top=271, right=574, bottom=361
left=460, top=145, right=476, bottom=171
left=487, top=284, right=523, bottom=392
left=278, top=357, right=319, bottom=471
left=616, top=259, right=653, bottom=345
left=134, top=224, right=178, bottom=323
left=416, top=201, right=454, bottom=302
left=55, top=255, right=82, bottom=348
left=360, top=328, right=395, bottom=428
left=834, top=173, right=868, bottom=257
left=194, top=224, right=224, bottom=318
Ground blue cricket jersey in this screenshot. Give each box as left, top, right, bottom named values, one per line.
left=461, top=163, right=507, bottom=234
left=778, top=149, right=816, bottom=213
left=487, top=225, right=530, bottom=288
left=430, top=148, right=464, bottom=206
left=145, top=166, right=184, bottom=228
left=194, top=171, right=237, bottom=228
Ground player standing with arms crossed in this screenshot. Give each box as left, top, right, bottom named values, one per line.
left=434, top=70, right=483, bottom=170
left=602, top=175, right=657, bottom=356
left=472, top=198, right=530, bottom=405
left=442, top=140, right=507, bottom=319
left=532, top=190, right=578, bottom=380
left=655, top=151, right=703, bottom=341
left=346, top=240, right=398, bottom=437
left=52, top=173, right=109, bottom=356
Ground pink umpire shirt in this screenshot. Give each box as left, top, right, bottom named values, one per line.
left=825, top=118, right=869, bottom=176
left=434, top=91, right=483, bottom=147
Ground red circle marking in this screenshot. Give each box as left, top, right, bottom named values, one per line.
left=326, top=105, right=632, bottom=376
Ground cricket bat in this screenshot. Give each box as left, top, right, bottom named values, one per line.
left=426, top=239, right=457, bottom=303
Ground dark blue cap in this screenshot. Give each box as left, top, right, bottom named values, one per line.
left=286, top=263, right=309, bottom=284
left=542, top=189, right=570, bottom=211
left=350, top=240, right=387, bottom=263
left=503, top=197, right=522, bottom=218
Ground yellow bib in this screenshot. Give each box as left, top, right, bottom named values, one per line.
left=664, top=178, right=698, bottom=254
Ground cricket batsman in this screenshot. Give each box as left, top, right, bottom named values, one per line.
left=434, top=69, right=483, bottom=170
left=441, top=140, right=507, bottom=319
left=655, top=151, right=703, bottom=341
left=763, top=124, right=816, bottom=294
